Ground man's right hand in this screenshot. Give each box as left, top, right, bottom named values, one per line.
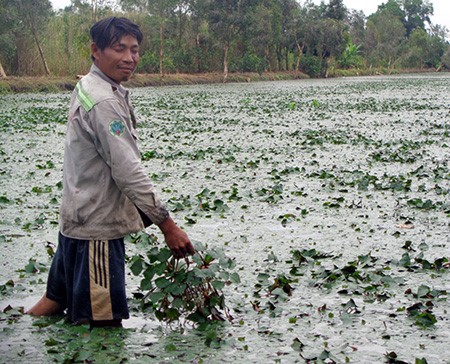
left=158, top=217, right=195, bottom=259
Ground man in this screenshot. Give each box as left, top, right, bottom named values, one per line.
left=27, top=17, right=194, bottom=327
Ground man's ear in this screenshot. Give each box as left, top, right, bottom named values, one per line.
left=91, top=43, right=99, bottom=61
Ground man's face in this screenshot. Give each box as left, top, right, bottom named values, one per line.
left=91, top=34, right=140, bottom=84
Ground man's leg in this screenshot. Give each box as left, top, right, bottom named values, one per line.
left=26, top=294, right=63, bottom=316
left=85, top=239, right=129, bottom=326
left=27, top=232, right=67, bottom=317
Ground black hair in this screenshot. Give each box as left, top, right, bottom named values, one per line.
left=90, top=17, right=143, bottom=52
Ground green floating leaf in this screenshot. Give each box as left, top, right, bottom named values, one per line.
left=291, top=338, right=305, bottom=352
left=164, top=343, right=177, bottom=352
left=230, top=272, right=241, bottom=284
left=166, top=308, right=180, bottom=321
left=141, top=271, right=155, bottom=288
left=417, top=285, right=430, bottom=298
left=156, top=248, right=172, bottom=262
left=415, top=358, right=428, bottom=364
left=129, top=255, right=144, bottom=276
left=149, top=291, right=165, bottom=304
left=257, top=273, right=270, bottom=283
left=414, top=312, right=437, bottom=327
left=167, top=282, right=186, bottom=296
left=211, top=280, right=225, bottom=290
left=193, top=241, right=207, bottom=251
left=0, top=195, right=11, bottom=204
left=45, top=338, right=64, bottom=346
left=193, top=267, right=215, bottom=279
left=154, top=277, right=171, bottom=289
left=399, top=252, right=412, bottom=267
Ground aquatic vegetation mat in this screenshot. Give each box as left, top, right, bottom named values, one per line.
left=0, top=74, right=449, bottom=363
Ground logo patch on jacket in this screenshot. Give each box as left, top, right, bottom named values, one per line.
left=109, top=120, right=125, bottom=137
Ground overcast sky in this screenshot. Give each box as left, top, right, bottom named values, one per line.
left=50, top=0, right=450, bottom=32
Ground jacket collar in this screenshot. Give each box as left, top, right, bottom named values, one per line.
left=90, top=63, right=128, bottom=97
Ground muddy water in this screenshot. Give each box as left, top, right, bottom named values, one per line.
left=0, top=74, right=449, bottom=363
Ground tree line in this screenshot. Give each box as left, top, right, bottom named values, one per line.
left=0, top=0, right=449, bottom=79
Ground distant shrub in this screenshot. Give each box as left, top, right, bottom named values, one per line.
left=231, top=53, right=266, bottom=75
left=137, top=51, right=159, bottom=74
left=338, top=43, right=365, bottom=69
left=300, top=55, right=324, bottom=78
left=0, top=81, right=11, bottom=94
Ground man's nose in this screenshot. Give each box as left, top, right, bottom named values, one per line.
left=123, top=49, right=133, bottom=62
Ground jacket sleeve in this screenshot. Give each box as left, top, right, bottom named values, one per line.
left=86, top=98, right=169, bottom=226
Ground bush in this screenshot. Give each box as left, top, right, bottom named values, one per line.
left=137, top=50, right=159, bottom=74
left=231, top=53, right=266, bottom=75
left=441, top=46, right=450, bottom=70
left=172, top=49, right=195, bottom=73
left=0, top=81, right=11, bottom=94
left=137, top=51, right=177, bottom=74
left=299, top=55, right=324, bottom=78
left=338, top=43, right=364, bottom=69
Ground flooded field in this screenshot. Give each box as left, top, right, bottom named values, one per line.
left=0, top=74, right=449, bottom=363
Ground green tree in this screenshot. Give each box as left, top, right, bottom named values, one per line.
left=45, top=11, right=93, bottom=76
left=375, top=0, right=433, bottom=36
left=324, top=0, right=347, bottom=21
left=441, top=45, right=450, bottom=70
left=402, top=28, right=445, bottom=69
left=189, top=0, right=214, bottom=72
left=347, top=10, right=366, bottom=49
left=171, top=0, right=193, bottom=73
left=1, top=0, right=53, bottom=76
left=205, top=0, right=243, bottom=81
left=119, top=0, right=148, bottom=13
left=292, top=4, right=309, bottom=72
left=303, top=17, right=348, bottom=76
left=278, top=0, right=301, bottom=71
left=70, top=0, right=116, bottom=22
left=402, top=0, right=433, bottom=36
left=147, top=0, right=179, bottom=77
left=366, top=10, right=406, bottom=71
left=19, top=0, right=53, bottom=75
left=376, top=0, right=405, bottom=20
left=0, top=0, right=17, bottom=76
left=238, top=0, right=276, bottom=72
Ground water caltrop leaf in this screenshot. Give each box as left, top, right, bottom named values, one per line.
left=415, top=358, right=428, bottom=364
left=129, top=255, right=143, bottom=276
left=211, top=280, right=225, bottom=290
left=230, top=272, right=241, bottom=284
left=417, top=285, right=430, bottom=298
left=291, top=337, right=305, bottom=352
left=167, top=282, right=186, bottom=295
left=156, top=248, right=172, bottom=262
left=149, top=291, right=165, bottom=304
left=414, top=312, right=437, bottom=327
left=155, top=276, right=171, bottom=289
left=193, top=241, right=207, bottom=251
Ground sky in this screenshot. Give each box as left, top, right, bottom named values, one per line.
left=50, top=0, right=450, bottom=33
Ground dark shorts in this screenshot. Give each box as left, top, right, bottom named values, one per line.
left=46, top=232, right=129, bottom=324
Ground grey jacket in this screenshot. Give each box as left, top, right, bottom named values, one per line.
left=59, top=64, right=169, bottom=240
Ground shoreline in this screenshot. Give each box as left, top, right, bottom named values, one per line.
left=0, top=68, right=446, bottom=94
